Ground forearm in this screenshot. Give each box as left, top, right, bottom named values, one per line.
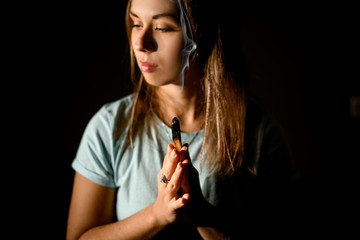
left=197, top=227, right=230, bottom=240
left=79, top=203, right=165, bottom=240
left=193, top=202, right=232, bottom=240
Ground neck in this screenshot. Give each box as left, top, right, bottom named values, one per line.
left=152, top=69, right=204, bottom=132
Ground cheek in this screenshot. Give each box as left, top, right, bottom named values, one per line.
left=158, top=37, right=184, bottom=67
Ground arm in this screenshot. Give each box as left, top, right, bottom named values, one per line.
left=67, top=145, right=188, bottom=240
left=67, top=173, right=162, bottom=240
left=197, top=227, right=230, bottom=240
left=194, top=202, right=231, bottom=240
left=178, top=146, right=231, bottom=240
left=66, top=173, right=116, bottom=240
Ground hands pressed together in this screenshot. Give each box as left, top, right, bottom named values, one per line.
left=152, top=143, right=207, bottom=227
left=68, top=142, right=230, bottom=240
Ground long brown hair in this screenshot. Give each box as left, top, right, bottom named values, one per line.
left=121, top=0, right=248, bottom=177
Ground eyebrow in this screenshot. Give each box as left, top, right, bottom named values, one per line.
left=130, top=11, right=179, bottom=20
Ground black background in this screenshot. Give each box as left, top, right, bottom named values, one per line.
left=9, top=2, right=358, bottom=238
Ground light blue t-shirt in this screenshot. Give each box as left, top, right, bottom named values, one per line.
left=72, top=94, right=294, bottom=222
left=72, top=94, right=222, bottom=220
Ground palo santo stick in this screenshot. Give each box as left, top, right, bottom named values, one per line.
left=171, top=117, right=182, bottom=151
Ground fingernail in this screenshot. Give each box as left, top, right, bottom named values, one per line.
left=167, top=144, right=172, bottom=153
left=181, top=145, right=188, bottom=151
left=177, top=162, right=182, bottom=170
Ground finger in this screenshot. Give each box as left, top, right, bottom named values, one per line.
left=166, top=162, right=183, bottom=195
left=182, top=143, right=189, bottom=148
left=171, top=193, right=191, bottom=209
left=165, top=144, right=174, bottom=159
left=180, top=144, right=191, bottom=162
left=158, top=145, right=171, bottom=179
left=182, top=193, right=191, bottom=202
left=162, top=147, right=179, bottom=181
left=162, top=144, right=174, bottom=168
left=180, top=159, right=191, bottom=191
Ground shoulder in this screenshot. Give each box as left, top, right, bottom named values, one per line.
left=99, top=94, right=134, bottom=121
left=72, top=94, right=135, bottom=187
left=245, top=97, right=284, bottom=140
left=245, top=97, right=295, bottom=176
left=76, top=94, right=135, bottom=149
left=245, top=97, right=278, bottom=143
left=87, top=94, right=134, bottom=131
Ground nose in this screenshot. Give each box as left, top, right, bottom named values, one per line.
left=133, top=27, right=157, bottom=53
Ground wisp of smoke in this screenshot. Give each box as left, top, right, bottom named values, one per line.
left=174, top=0, right=197, bottom=90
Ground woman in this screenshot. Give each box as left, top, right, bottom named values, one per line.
left=67, top=0, right=296, bottom=239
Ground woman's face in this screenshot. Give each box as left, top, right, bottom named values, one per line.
left=130, top=0, right=185, bottom=87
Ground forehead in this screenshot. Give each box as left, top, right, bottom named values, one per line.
left=130, top=0, right=179, bottom=17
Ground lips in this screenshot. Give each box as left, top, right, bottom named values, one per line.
left=139, top=61, right=158, bottom=72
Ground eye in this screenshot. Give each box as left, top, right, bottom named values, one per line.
left=131, top=24, right=142, bottom=29
left=130, top=19, right=143, bottom=29
left=154, top=27, right=173, bottom=33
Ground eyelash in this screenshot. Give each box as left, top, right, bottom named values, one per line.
left=154, top=27, right=173, bottom=32
left=131, top=24, right=173, bottom=33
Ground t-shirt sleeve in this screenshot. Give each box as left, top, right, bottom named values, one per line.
left=72, top=106, right=116, bottom=188
left=257, top=112, right=298, bottom=186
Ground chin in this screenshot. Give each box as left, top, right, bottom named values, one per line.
left=143, top=74, right=181, bottom=87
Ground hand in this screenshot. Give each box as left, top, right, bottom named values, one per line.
left=152, top=144, right=190, bottom=226
left=178, top=144, right=210, bottom=226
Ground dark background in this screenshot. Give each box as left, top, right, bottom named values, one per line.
left=13, top=2, right=358, bottom=238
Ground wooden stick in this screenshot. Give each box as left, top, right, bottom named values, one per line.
left=172, top=117, right=182, bottom=151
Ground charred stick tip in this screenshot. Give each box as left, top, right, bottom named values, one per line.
left=171, top=117, right=182, bottom=151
